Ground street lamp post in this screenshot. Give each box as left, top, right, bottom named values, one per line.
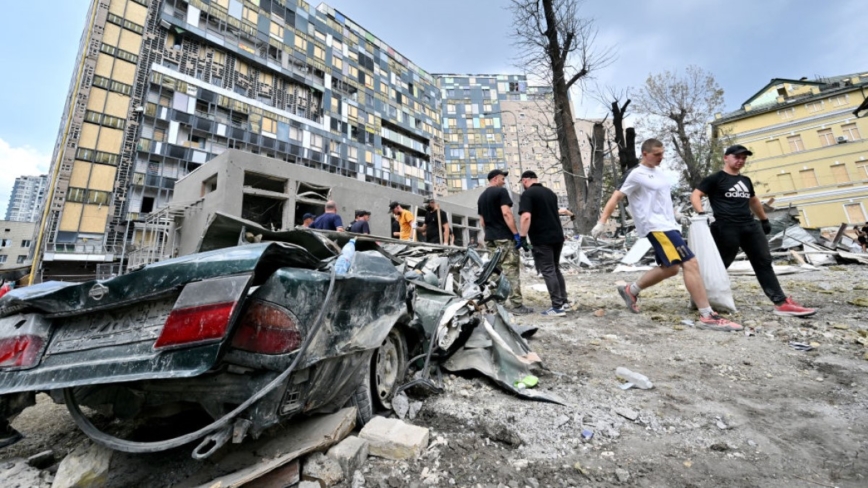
left=484, top=110, right=524, bottom=190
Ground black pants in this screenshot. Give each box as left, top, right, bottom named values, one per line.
left=710, top=220, right=786, bottom=305
left=532, top=242, right=567, bottom=308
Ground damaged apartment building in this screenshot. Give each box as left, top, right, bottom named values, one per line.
left=36, top=0, right=578, bottom=282
left=35, top=0, right=447, bottom=281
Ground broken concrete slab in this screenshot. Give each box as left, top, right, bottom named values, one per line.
left=614, top=407, right=639, bottom=421
left=358, top=416, right=429, bottom=460
left=326, top=436, right=369, bottom=479
left=52, top=441, right=113, bottom=488
left=189, top=407, right=355, bottom=488
left=302, top=452, right=343, bottom=487
left=242, top=459, right=299, bottom=488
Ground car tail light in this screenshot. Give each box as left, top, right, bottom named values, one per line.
left=230, top=301, right=301, bottom=355
left=153, top=274, right=252, bottom=350
left=0, top=335, right=45, bottom=369
left=154, top=302, right=238, bottom=349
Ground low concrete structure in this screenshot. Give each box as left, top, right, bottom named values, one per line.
left=157, top=150, right=481, bottom=259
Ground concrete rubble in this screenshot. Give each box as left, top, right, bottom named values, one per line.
left=358, top=417, right=430, bottom=460
left=51, top=441, right=112, bottom=488
left=326, top=436, right=369, bottom=479
left=302, top=452, right=344, bottom=487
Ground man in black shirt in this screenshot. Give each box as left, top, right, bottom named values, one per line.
left=477, top=169, right=531, bottom=314
left=691, top=144, right=816, bottom=317
left=420, top=198, right=450, bottom=245
left=518, top=171, right=567, bottom=316
left=349, top=210, right=371, bottom=234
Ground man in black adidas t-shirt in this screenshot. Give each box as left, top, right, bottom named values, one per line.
left=691, top=144, right=816, bottom=317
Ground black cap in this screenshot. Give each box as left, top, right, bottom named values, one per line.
left=302, top=213, right=315, bottom=220
left=388, top=201, right=400, bottom=212
left=487, top=169, right=508, bottom=180
left=422, top=197, right=435, bottom=205
left=354, top=209, right=370, bottom=217
left=725, top=144, right=753, bottom=156
left=520, top=170, right=538, bottom=179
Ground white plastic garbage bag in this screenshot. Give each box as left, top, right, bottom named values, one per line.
left=688, top=217, right=737, bottom=312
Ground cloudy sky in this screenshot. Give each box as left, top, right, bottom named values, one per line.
left=0, top=0, right=862, bottom=215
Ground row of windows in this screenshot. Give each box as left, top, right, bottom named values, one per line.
left=779, top=123, right=861, bottom=153
left=84, top=110, right=126, bottom=130
left=75, top=147, right=120, bottom=166
left=66, top=188, right=112, bottom=205
left=92, top=75, right=133, bottom=96
left=0, top=255, right=29, bottom=264
left=99, top=42, right=138, bottom=65
left=776, top=163, right=868, bottom=193
left=777, top=94, right=851, bottom=120
left=106, top=12, right=144, bottom=35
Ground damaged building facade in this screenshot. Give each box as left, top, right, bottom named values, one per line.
left=712, top=73, right=868, bottom=228
left=35, top=0, right=446, bottom=282
left=127, top=149, right=482, bottom=269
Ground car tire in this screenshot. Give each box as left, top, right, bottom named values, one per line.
left=371, top=327, right=407, bottom=411
left=351, top=363, right=374, bottom=427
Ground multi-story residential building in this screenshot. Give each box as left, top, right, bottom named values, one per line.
left=36, top=0, right=445, bottom=282
left=4, top=175, right=48, bottom=223
left=0, top=221, right=36, bottom=271
left=712, top=73, right=868, bottom=228
left=436, top=74, right=610, bottom=208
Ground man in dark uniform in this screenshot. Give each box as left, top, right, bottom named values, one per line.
left=420, top=198, right=450, bottom=245
left=477, top=169, right=531, bottom=314
left=518, top=171, right=568, bottom=316
left=311, top=200, right=345, bottom=231
left=349, top=210, right=371, bottom=234
left=691, top=144, right=816, bottom=317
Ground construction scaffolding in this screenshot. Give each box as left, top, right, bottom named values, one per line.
left=124, top=199, right=202, bottom=273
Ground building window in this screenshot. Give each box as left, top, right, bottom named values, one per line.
left=21, top=240, right=30, bottom=247
left=777, top=107, right=795, bottom=120
left=776, top=173, right=795, bottom=193
left=0, top=256, right=6, bottom=263
left=817, top=128, right=835, bottom=147
left=842, top=123, right=861, bottom=141
left=844, top=203, right=866, bottom=223
left=805, top=101, right=824, bottom=113
left=17, top=255, right=26, bottom=264
left=829, top=94, right=848, bottom=107
left=799, top=169, right=818, bottom=188
left=787, top=135, right=804, bottom=152
left=831, top=164, right=850, bottom=184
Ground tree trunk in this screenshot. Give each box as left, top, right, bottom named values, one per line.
left=625, top=127, right=638, bottom=171
left=586, top=122, right=607, bottom=223
left=542, top=0, right=589, bottom=233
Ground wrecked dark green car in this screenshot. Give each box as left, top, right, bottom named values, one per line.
left=0, top=220, right=551, bottom=459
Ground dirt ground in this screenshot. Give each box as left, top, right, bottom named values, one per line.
left=3, top=264, right=868, bottom=487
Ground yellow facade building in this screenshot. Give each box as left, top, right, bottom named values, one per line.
left=712, top=73, right=868, bottom=228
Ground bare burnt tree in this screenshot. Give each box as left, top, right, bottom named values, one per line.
left=634, top=65, right=726, bottom=188
left=510, top=0, right=613, bottom=233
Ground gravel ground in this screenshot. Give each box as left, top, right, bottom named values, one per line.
left=3, top=264, right=868, bottom=487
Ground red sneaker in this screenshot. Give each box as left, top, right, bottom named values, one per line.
left=617, top=285, right=640, bottom=313
left=698, top=313, right=743, bottom=332
left=774, top=297, right=817, bottom=317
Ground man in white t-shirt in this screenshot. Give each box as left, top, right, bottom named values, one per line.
left=592, top=138, right=741, bottom=332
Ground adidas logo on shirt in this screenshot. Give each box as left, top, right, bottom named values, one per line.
left=725, top=181, right=750, bottom=198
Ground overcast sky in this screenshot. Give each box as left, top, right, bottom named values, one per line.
left=0, top=0, right=862, bottom=215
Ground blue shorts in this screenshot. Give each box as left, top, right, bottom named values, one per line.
left=646, top=230, right=695, bottom=268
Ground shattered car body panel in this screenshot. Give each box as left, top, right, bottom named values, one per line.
left=0, top=213, right=555, bottom=457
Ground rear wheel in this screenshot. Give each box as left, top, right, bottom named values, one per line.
left=371, top=327, right=407, bottom=410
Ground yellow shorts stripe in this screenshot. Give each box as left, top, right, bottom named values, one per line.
left=651, top=231, right=681, bottom=262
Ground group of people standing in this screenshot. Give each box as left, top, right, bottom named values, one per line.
left=299, top=198, right=452, bottom=245
left=478, top=139, right=817, bottom=327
